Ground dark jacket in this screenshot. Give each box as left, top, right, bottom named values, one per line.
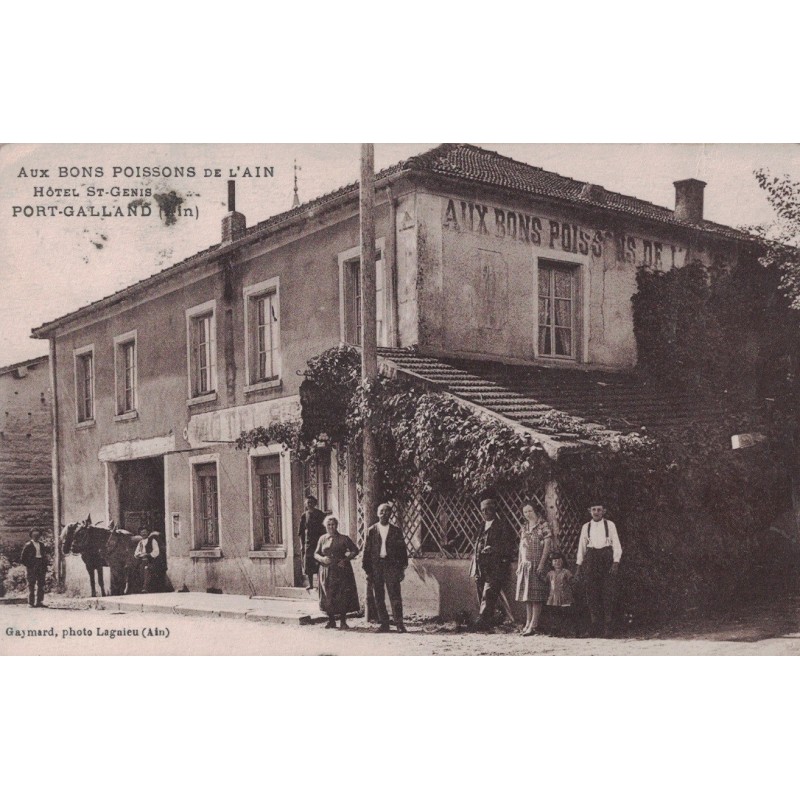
left=20, top=540, right=48, bottom=570
left=362, top=523, right=408, bottom=574
left=471, top=518, right=516, bottom=579
left=298, top=508, right=327, bottom=553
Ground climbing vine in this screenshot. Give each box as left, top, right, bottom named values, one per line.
left=236, top=248, right=799, bottom=622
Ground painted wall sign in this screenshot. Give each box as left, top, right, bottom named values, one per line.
left=442, top=197, right=681, bottom=268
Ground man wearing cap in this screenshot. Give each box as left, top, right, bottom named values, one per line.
left=471, top=498, right=516, bottom=630
left=363, top=502, right=408, bottom=632
left=20, top=528, right=48, bottom=608
left=298, top=495, right=327, bottom=590
left=575, top=503, right=622, bottom=637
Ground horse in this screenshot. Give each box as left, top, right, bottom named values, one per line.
left=104, top=524, right=143, bottom=595
left=61, top=518, right=108, bottom=597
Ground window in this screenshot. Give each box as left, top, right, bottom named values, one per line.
left=254, top=455, right=282, bottom=548
left=338, top=242, right=386, bottom=346
left=193, top=462, right=219, bottom=548
left=243, top=278, right=280, bottom=388
left=74, top=346, right=94, bottom=423
left=113, top=330, right=137, bottom=415
left=537, top=260, right=579, bottom=359
left=185, top=300, right=217, bottom=398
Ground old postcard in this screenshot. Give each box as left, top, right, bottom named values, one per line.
left=2, top=143, right=799, bottom=656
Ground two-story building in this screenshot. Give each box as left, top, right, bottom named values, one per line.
left=32, top=144, right=753, bottom=614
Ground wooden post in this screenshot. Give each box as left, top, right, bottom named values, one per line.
left=48, top=336, right=63, bottom=585
left=360, top=144, right=379, bottom=621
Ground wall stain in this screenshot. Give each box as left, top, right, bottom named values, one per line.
left=153, top=190, right=184, bottom=225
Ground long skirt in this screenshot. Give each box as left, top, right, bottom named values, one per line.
left=318, top=562, right=360, bottom=615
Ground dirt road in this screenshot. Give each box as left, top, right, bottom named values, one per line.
left=3, top=594, right=799, bottom=655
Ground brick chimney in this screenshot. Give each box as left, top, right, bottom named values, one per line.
left=673, top=178, right=706, bottom=223
left=221, top=180, right=246, bottom=243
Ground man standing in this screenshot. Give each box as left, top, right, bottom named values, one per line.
left=575, top=503, right=622, bottom=637
left=20, top=528, right=48, bottom=608
left=298, top=495, right=327, bottom=590
left=363, top=503, right=408, bottom=632
left=471, top=498, right=516, bottom=630
left=144, top=530, right=167, bottom=593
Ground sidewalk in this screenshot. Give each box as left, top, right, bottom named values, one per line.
left=79, top=591, right=326, bottom=625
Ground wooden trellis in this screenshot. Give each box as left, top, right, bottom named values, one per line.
left=355, top=482, right=585, bottom=559
left=554, top=489, right=582, bottom=560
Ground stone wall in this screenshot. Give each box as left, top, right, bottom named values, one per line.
left=0, top=356, right=53, bottom=558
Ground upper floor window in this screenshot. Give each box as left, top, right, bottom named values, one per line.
left=537, top=260, right=580, bottom=360
left=185, top=300, right=218, bottom=399
left=113, top=330, right=137, bottom=416
left=73, top=345, right=95, bottom=423
left=338, top=241, right=386, bottom=347
left=243, top=278, right=280, bottom=388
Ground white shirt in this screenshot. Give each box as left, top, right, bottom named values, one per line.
left=32, top=541, right=43, bottom=558
left=483, top=520, right=494, bottom=532
left=377, top=523, right=390, bottom=558
left=576, top=519, right=622, bottom=565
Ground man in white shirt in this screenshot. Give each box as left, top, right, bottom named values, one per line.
left=575, top=504, right=622, bottom=637
left=363, top=503, right=409, bottom=632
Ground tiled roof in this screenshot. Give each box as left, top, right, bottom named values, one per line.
left=33, top=143, right=751, bottom=336
left=377, top=348, right=751, bottom=454
left=405, top=144, right=751, bottom=241
left=0, top=354, right=49, bottom=377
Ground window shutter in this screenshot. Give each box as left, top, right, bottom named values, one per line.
left=207, top=315, right=217, bottom=391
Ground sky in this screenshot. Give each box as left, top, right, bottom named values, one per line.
left=1, top=143, right=799, bottom=366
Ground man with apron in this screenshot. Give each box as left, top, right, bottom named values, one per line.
left=575, top=503, right=622, bottom=637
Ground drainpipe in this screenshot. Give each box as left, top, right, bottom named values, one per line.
left=48, top=337, right=63, bottom=585
left=387, top=186, right=400, bottom=348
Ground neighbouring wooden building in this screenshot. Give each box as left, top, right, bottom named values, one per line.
left=32, top=144, right=756, bottom=616
left=0, top=355, right=53, bottom=557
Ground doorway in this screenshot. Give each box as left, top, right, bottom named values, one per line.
left=113, top=456, right=166, bottom=538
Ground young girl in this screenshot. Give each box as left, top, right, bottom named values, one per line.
left=546, top=552, right=578, bottom=636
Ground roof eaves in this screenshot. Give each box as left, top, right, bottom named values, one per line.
left=0, top=353, right=49, bottom=376
left=31, top=163, right=414, bottom=338
left=417, top=160, right=753, bottom=243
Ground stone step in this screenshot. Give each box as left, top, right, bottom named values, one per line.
left=89, top=592, right=327, bottom=625
left=258, top=587, right=316, bottom=600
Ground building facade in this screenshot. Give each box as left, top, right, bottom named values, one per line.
left=33, top=144, right=751, bottom=614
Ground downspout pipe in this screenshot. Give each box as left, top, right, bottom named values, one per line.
left=48, top=337, right=63, bottom=586
left=387, top=186, right=400, bottom=348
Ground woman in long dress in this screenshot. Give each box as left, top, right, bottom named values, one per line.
left=515, top=503, right=553, bottom=636
left=314, top=515, right=360, bottom=629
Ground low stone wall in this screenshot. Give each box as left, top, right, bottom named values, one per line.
left=354, top=556, right=520, bottom=621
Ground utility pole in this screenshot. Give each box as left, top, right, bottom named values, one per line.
left=360, top=144, right=379, bottom=620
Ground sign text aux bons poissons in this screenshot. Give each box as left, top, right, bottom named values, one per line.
left=443, top=197, right=681, bottom=268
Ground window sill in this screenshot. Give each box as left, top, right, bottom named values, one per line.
left=244, top=379, right=282, bottom=394
left=75, top=419, right=96, bottom=429
left=190, top=548, right=222, bottom=559
left=187, top=391, right=218, bottom=407
left=114, top=410, right=139, bottom=422
left=249, top=548, right=287, bottom=559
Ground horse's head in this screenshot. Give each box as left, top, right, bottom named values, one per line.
left=105, top=526, right=133, bottom=556
left=60, top=521, right=81, bottom=555
left=67, top=516, right=108, bottom=555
